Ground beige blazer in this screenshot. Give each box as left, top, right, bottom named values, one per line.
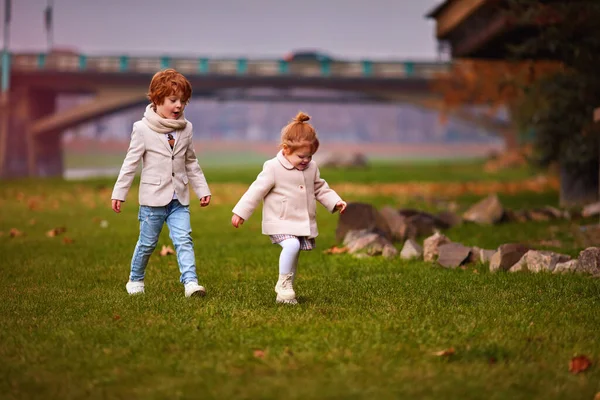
left=232, top=151, right=341, bottom=238
left=111, top=120, right=211, bottom=207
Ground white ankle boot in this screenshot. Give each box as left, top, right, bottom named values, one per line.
left=275, top=272, right=297, bottom=304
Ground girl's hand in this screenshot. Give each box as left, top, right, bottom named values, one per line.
left=335, top=200, right=347, bottom=214
left=231, top=214, right=245, bottom=228
left=111, top=199, right=122, bottom=213
left=200, top=195, right=211, bottom=207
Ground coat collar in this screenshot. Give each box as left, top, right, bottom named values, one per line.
left=276, top=150, right=295, bottom=170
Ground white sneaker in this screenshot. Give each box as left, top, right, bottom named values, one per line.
left=126, top=280, right=145, bottom=295
left=275, top=273, right=296, bottom=303
left=184, top=282, right=206, bottom=298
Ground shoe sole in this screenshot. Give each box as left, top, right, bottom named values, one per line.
left=186, top=289, right=206, bottom=298
left=276, top=295, right=298, bottom=304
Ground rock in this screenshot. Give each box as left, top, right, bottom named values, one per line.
left=318, top=152, right=367, bottom=168
left=437, top=242, right=472, bottom=269
left=423, top=232, right=451, bottom=262
left=582, top=201, right=600, bottom=218
left=400, top=239, right=423, bottom=260
left=336, top=203, right=392, bottom=243
left=489, top=243, right=530, bottom=272
left=436, top=211, right=462, bottom=228
left=553, top=259, right=581, bottom=274
left=542, top=206, right=564, bottom=219
left=382, top=245, right=399, bottom=258
left=479, top=249, right=497, bottom=264
left=577, top=247, right=600, bottom=275
left=526, top=209, right=551, bottom=222
left=380, top=206, right=408, bottom=242
left=343, top=229, right=395, bottom=257
left=504, top=209, right=529, bottom=223
left=463, top=194, right=504, bottom=224
left=508, top=250, right=571, bottom=273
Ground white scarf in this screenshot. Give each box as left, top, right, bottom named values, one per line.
left=142, top=104, right=188, bottom=133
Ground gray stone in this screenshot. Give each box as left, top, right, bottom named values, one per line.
left=577, top=247, right=600, bottom=275
left=463, top=194, right=504, bottom=225
left=379, top=206, right=408, bottom=242
left=437, top=242, right=472, bottom=269
left=553, top=259, right=581, bottom=274
left=400, top=239, right=423, bottom=260
left=436, top=211, right=462, bottom=228
left=423, top=232, right=451, bottom=262
left=382, top=245, right=399, bottom=258
left=343, top=229, right=395, bottom=257
left=582, top=202, right=600, bottom=218
left=489, top=243, right=530, bottom=272
left=508, top=250, right=571, bottom=273
left=336, top=203, right=392, bottom=243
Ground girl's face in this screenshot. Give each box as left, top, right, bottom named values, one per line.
left=155, top=91, right=185, bottom=120
left=283, top=143, right=314, bottom=171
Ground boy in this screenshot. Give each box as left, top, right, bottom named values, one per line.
left=111, top=68, right=211, bottom=297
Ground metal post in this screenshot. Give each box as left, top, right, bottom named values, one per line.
left=45, top=0, right=53, bottom=51
left=0, top=0, right=11, bottom=176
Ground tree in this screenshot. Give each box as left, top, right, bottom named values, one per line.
left=506, top=0, right=600, bottom=206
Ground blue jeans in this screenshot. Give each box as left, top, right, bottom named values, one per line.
left=129, top=200, right=198, bottom=284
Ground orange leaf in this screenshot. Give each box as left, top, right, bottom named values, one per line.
left=46, top=227, right=67, bottom=237
left=159, top=245, right=175, bottom=256
left=569, top=355, right=592, bottom=374
left=9, top=228, right=23, bottom=238
left=253, top=349, right=266, bottom=359
left=323, top=246, right=348, bottom=254
left=62, top=237, right=74, bottom=244
left=433, top=348, right=456, bottom=357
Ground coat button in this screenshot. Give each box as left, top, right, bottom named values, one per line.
left=299, top=185, right=304, bottom=189
left=172, top=172, right=175, bottom=177
left=172, top=156, right=174, bottom=160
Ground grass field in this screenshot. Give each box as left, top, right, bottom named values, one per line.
left=1, top=161, right=599, bottom=399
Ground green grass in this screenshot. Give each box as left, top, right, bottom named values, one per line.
left=1, top=165, right=599, bottom=400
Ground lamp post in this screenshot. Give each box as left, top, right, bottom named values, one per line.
left=0, top=0, right=11, bottom=177
left=45, top=0, right=53, bottom=51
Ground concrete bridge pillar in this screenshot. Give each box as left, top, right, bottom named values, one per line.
left=0, top=87, right=60, bottom=178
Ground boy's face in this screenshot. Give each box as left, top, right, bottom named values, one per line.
left=156, top=91, right=185, bottom=120
left=283, top=143, right=314, bottom=171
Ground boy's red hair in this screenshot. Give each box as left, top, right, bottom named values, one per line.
left=147, top=68, right=192, bottom=106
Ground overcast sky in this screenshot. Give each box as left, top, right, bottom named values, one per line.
left=1, top=0, right=443, bottom=60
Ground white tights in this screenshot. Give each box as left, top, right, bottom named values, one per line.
left=278, top=238, right=300, bottom=275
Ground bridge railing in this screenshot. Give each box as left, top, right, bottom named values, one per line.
left=6, top=53, right=450, bottom=79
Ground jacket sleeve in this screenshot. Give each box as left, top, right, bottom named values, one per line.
left=185, top=128, right=211, bottom=199
left=111, top=125, right=145, bottom=202
left=232, top=161, right=275, bottom=220
left=314, top=166, right=342, bottom=213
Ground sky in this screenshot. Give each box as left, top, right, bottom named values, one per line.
left=1, top=0, right=444, bottom=60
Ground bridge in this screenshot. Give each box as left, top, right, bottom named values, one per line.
left=0, top=52, right=459, bottom=177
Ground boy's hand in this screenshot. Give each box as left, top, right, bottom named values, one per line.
left=200, top=195, right=211, bottom=207
left=335, top=200, right=347, bottom=214
left=111, top=199, right=122, bottom=213
left=231, top=214, right=245, bottom=228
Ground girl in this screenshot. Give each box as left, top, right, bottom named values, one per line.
left=231, top=112, right=347, bottom=304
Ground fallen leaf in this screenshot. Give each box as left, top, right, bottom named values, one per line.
left=594, top=392, right=600, bottom=400
left=9, top=228, right=23, bottom=238
left=253, top=349, right=266, bottom=359
left=29, top=219, right=36, bottom=225
left=569, top=355, right=592, bottom=374
left=488, top=357, right=497, bottom=364
left=473, top=269, right=480, bottom=274
left=323, top=246, right=348, bottom=254
left=160, top=245, right=175, bottom=256
left=433, top=348, right=456, bottom=357
left=113, top=315, right=121, bottom=321
left=62, top=237, right=74, bottom=244
left=46, top=227, right=67, bottom=237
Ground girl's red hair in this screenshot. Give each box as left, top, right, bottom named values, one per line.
left=280, top=112, right=320, bottom=153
